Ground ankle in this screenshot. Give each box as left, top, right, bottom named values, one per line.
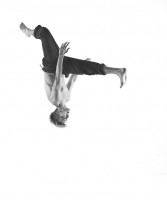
left=30, top=29, right=34, bottom=36
left=103, top=66, right=120, bottom=75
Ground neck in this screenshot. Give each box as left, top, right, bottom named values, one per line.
left=58, top=102, right=66, bottom=108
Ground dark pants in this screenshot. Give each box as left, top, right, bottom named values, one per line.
left=34, top=25, right=106, bottom=78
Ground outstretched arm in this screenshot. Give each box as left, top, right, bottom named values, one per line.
left=54, top=42, right=70, bottom=88
left=50, top=42, right=70, bottom=102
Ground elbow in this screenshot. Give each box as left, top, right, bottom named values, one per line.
left=56, top=81, right=61, bottom=88
left=49, top=95, right=58, bottom=106
left=50, top=86, right=60, bottom=105
left=49, top=93, right=55, bottom=103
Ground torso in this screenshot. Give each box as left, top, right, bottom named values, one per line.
left=44, top=72, right=70, bottom=105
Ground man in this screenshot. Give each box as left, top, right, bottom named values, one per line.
left=20, top=22, right=127, bottom=128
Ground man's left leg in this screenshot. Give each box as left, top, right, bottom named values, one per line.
left=102, top=65, right=127, bottom=88
left=63, top=56, right=127, bottom=87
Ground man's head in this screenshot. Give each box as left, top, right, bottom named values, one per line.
left=49, top=104, right=70, bottom=128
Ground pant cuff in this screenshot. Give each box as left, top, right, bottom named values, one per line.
left=34, top=25, right=43, bottom=39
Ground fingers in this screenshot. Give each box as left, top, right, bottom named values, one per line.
left=61, top=41, right=70, bottom=48
left=60, top=42, right=70, bottom=54
left=65, top=42, right=70, bottom=48
left=85, top=58, right=91, bottom=61
left=65, top=47, right=70, bottom=53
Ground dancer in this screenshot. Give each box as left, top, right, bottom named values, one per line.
left=20, top=22, right=127, bottom=127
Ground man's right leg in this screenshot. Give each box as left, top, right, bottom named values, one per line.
left=20, top=23, right=71, bottom=76
left=20, top=22, right=59, bottom=63
left=20, top=22, right=35, bottom=37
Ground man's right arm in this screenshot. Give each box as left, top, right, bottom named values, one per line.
left=66, top=74, right=78, bottom=93
left=66, top=58, right=89, bottom=93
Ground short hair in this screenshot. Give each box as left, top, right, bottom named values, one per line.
left=49, top=108, right=66, bottom=128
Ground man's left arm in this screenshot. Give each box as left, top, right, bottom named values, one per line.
left=50, top=42, right=70, bottom=102
left=55, top=42, right=70, bottom=86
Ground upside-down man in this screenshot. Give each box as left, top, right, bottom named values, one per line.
left=20, top=22, right=127, bottom=127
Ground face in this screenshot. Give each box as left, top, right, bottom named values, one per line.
left=57, top=107, right=70, bottom=123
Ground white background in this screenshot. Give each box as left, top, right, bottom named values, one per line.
left=0, top=0, right=167, bottom=199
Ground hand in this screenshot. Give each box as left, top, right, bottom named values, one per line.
left=85, top=58, right=91, bottom=61
left=59, top=42, right=70, bottom=55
